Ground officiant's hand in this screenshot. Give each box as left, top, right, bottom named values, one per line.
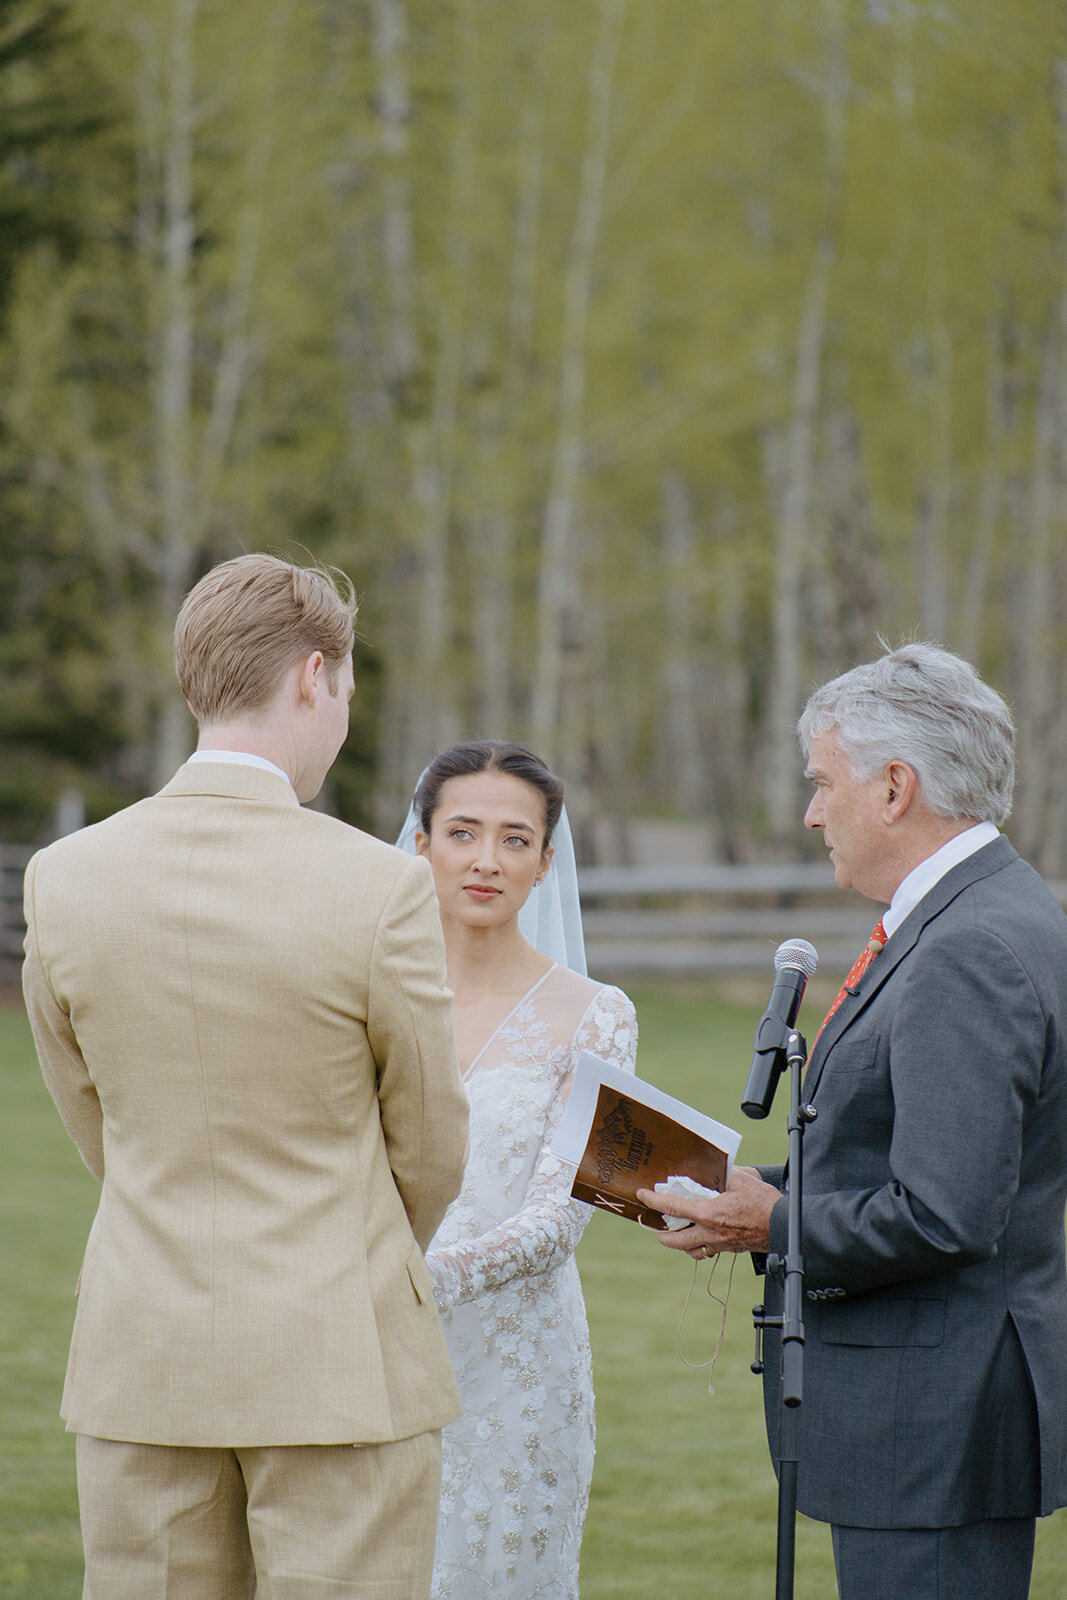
left=636, top=1166, right=779, bottom=1259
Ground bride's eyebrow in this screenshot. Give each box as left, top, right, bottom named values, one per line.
left=445, top=813, right=535, bottom=833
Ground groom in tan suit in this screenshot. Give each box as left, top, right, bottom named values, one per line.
left=22, top=553, right=469, bottom=1599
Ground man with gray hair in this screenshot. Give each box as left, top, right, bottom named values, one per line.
left=641, top=641, right=1067, bottom=1599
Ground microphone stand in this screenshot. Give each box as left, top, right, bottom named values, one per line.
left=750, top=1029, right=816, bottom=1600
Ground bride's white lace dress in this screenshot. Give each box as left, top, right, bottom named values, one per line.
left=425, top=962, right=638, bottom=1599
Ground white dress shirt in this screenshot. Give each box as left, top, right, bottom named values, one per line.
left=186, top=749, right=293, bottom=788
left=881, top=821, right=1000, bottom=942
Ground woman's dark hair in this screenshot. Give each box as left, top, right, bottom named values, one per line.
left=415, top=740, right=564, bottom=848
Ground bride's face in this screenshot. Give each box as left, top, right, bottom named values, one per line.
left=416, top=770, right=553, bottom=931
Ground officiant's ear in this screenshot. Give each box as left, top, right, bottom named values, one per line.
left=415, top=830, right=430, bottom=857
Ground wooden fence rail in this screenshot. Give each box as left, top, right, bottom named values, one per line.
left=578, top=861, right=875, bottom=977
left=579, top=861, right=1067, bottom=977
left=1, top=845, right=33, bottom=986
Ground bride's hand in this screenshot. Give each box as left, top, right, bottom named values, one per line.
left=424, top=1244, right=473, bottom=1310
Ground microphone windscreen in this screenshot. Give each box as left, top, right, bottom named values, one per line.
left=773, top=937, right=819, bottom=978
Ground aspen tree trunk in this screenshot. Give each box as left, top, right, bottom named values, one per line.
left=765, top=248, right=831, bottom=844
left=469, top=468, right=514, bottom=738
left=659, top=467, right=704, bottom=814
left=531, top=0, right=628, bottom=759
left=1013, top=329, right=1060, bottom=865
left=506, top=79, right=543, bottom=401
left=407, top=0, right=479, bottom=763
left=150, top=0, right=198, bottom=789
left=912, top=311, right=952, bottom=646
left=824, top=405, right=880, bottom=672
left=368, top=0, right=424, bottom=826
left=371, top=0, right=473, bottom=816
left=195, top=5, right=289, bottom=519
left=472, top=76, right=544, bottom=739
left=1014, top=60, right=1067, bottom=872
left=583, top=518, right=631, bottom=866
left=765, top=0, right=846, bottom=846
left=140, top=0, right=285, bottom=789
left=705, top=493, right=749, bottom=862
left=1043, top=59, right=1067, bottom=874
left=372, top=0, right=419, bottom=393
left=959, top=325, right=1006, bottom=664
left=805, top=401, right=854, bottom=684
left=557, top=524, right=596, bottom=862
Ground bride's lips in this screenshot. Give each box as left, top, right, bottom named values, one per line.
left=464, top=884, right=502, bottom=901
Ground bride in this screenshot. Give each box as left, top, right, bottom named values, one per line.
left=397, top=740, right=637, bottom=1600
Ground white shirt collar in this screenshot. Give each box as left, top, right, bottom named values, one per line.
left=881, top=821, right=1000, bottom=941
left=186, top=749, right=293, bottom=788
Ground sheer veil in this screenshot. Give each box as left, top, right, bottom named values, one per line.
left=395, top=781, right=588, bottom=976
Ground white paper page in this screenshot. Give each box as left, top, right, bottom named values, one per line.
left=550, top=1050, right=742, bottom=1176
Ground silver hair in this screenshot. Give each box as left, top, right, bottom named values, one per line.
left=797, top=641, right=1015, bottom=825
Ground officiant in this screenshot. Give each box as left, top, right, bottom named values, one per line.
left=639, top=642, right=1067, bottom=1600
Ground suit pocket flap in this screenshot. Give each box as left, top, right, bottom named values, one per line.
left=819, top=1295, right=946, bottom=1348
left=826, top=1032, right=881, bottom=1073
left=405, top=1248, right=434, bottom=1306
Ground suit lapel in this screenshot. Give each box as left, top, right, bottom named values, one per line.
left=803, top=836, right=1018, bottom=1102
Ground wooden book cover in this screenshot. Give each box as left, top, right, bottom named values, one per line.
left=570, top=1083, right=730, bottom=1229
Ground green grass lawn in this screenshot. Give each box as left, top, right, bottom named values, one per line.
left=0, top=1005, right=96, bottom=1599
left=2, top=987, right=1065, bottom=1598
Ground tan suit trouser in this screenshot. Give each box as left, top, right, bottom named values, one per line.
left=76, top=1430, right=442, bottom=1600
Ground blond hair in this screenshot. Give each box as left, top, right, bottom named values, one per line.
left=174, top=553, right=358, bottom=724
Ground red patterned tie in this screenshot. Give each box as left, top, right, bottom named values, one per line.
left=814, top=919, right=886, bottom=1045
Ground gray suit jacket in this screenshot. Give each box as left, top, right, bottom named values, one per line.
left=759, top=837, right=1067, bottom=1528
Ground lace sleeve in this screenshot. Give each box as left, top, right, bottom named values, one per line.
left=426, top=986, right=638, bottom=1310
left=571, top=984, right=638, bottom=1077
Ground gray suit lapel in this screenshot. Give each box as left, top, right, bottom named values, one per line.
left=803, top=836, right=1018, bottom=1102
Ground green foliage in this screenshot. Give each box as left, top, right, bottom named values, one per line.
left=0, top=0, right=108, bottom=319
left=0, top=481, right=132, bottom=837
left=1, top=1, right=1067, bottom=859
left=0, top=2, right=127, bottom=839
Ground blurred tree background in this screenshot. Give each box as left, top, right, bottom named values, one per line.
left=1, top=0, right=1065, bottom=866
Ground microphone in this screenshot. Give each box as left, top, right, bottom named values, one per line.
left=741, top=938, right=819, bottom=1120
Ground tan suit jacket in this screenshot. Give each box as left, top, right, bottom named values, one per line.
left=22, top=761, right=469, bottom=1448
